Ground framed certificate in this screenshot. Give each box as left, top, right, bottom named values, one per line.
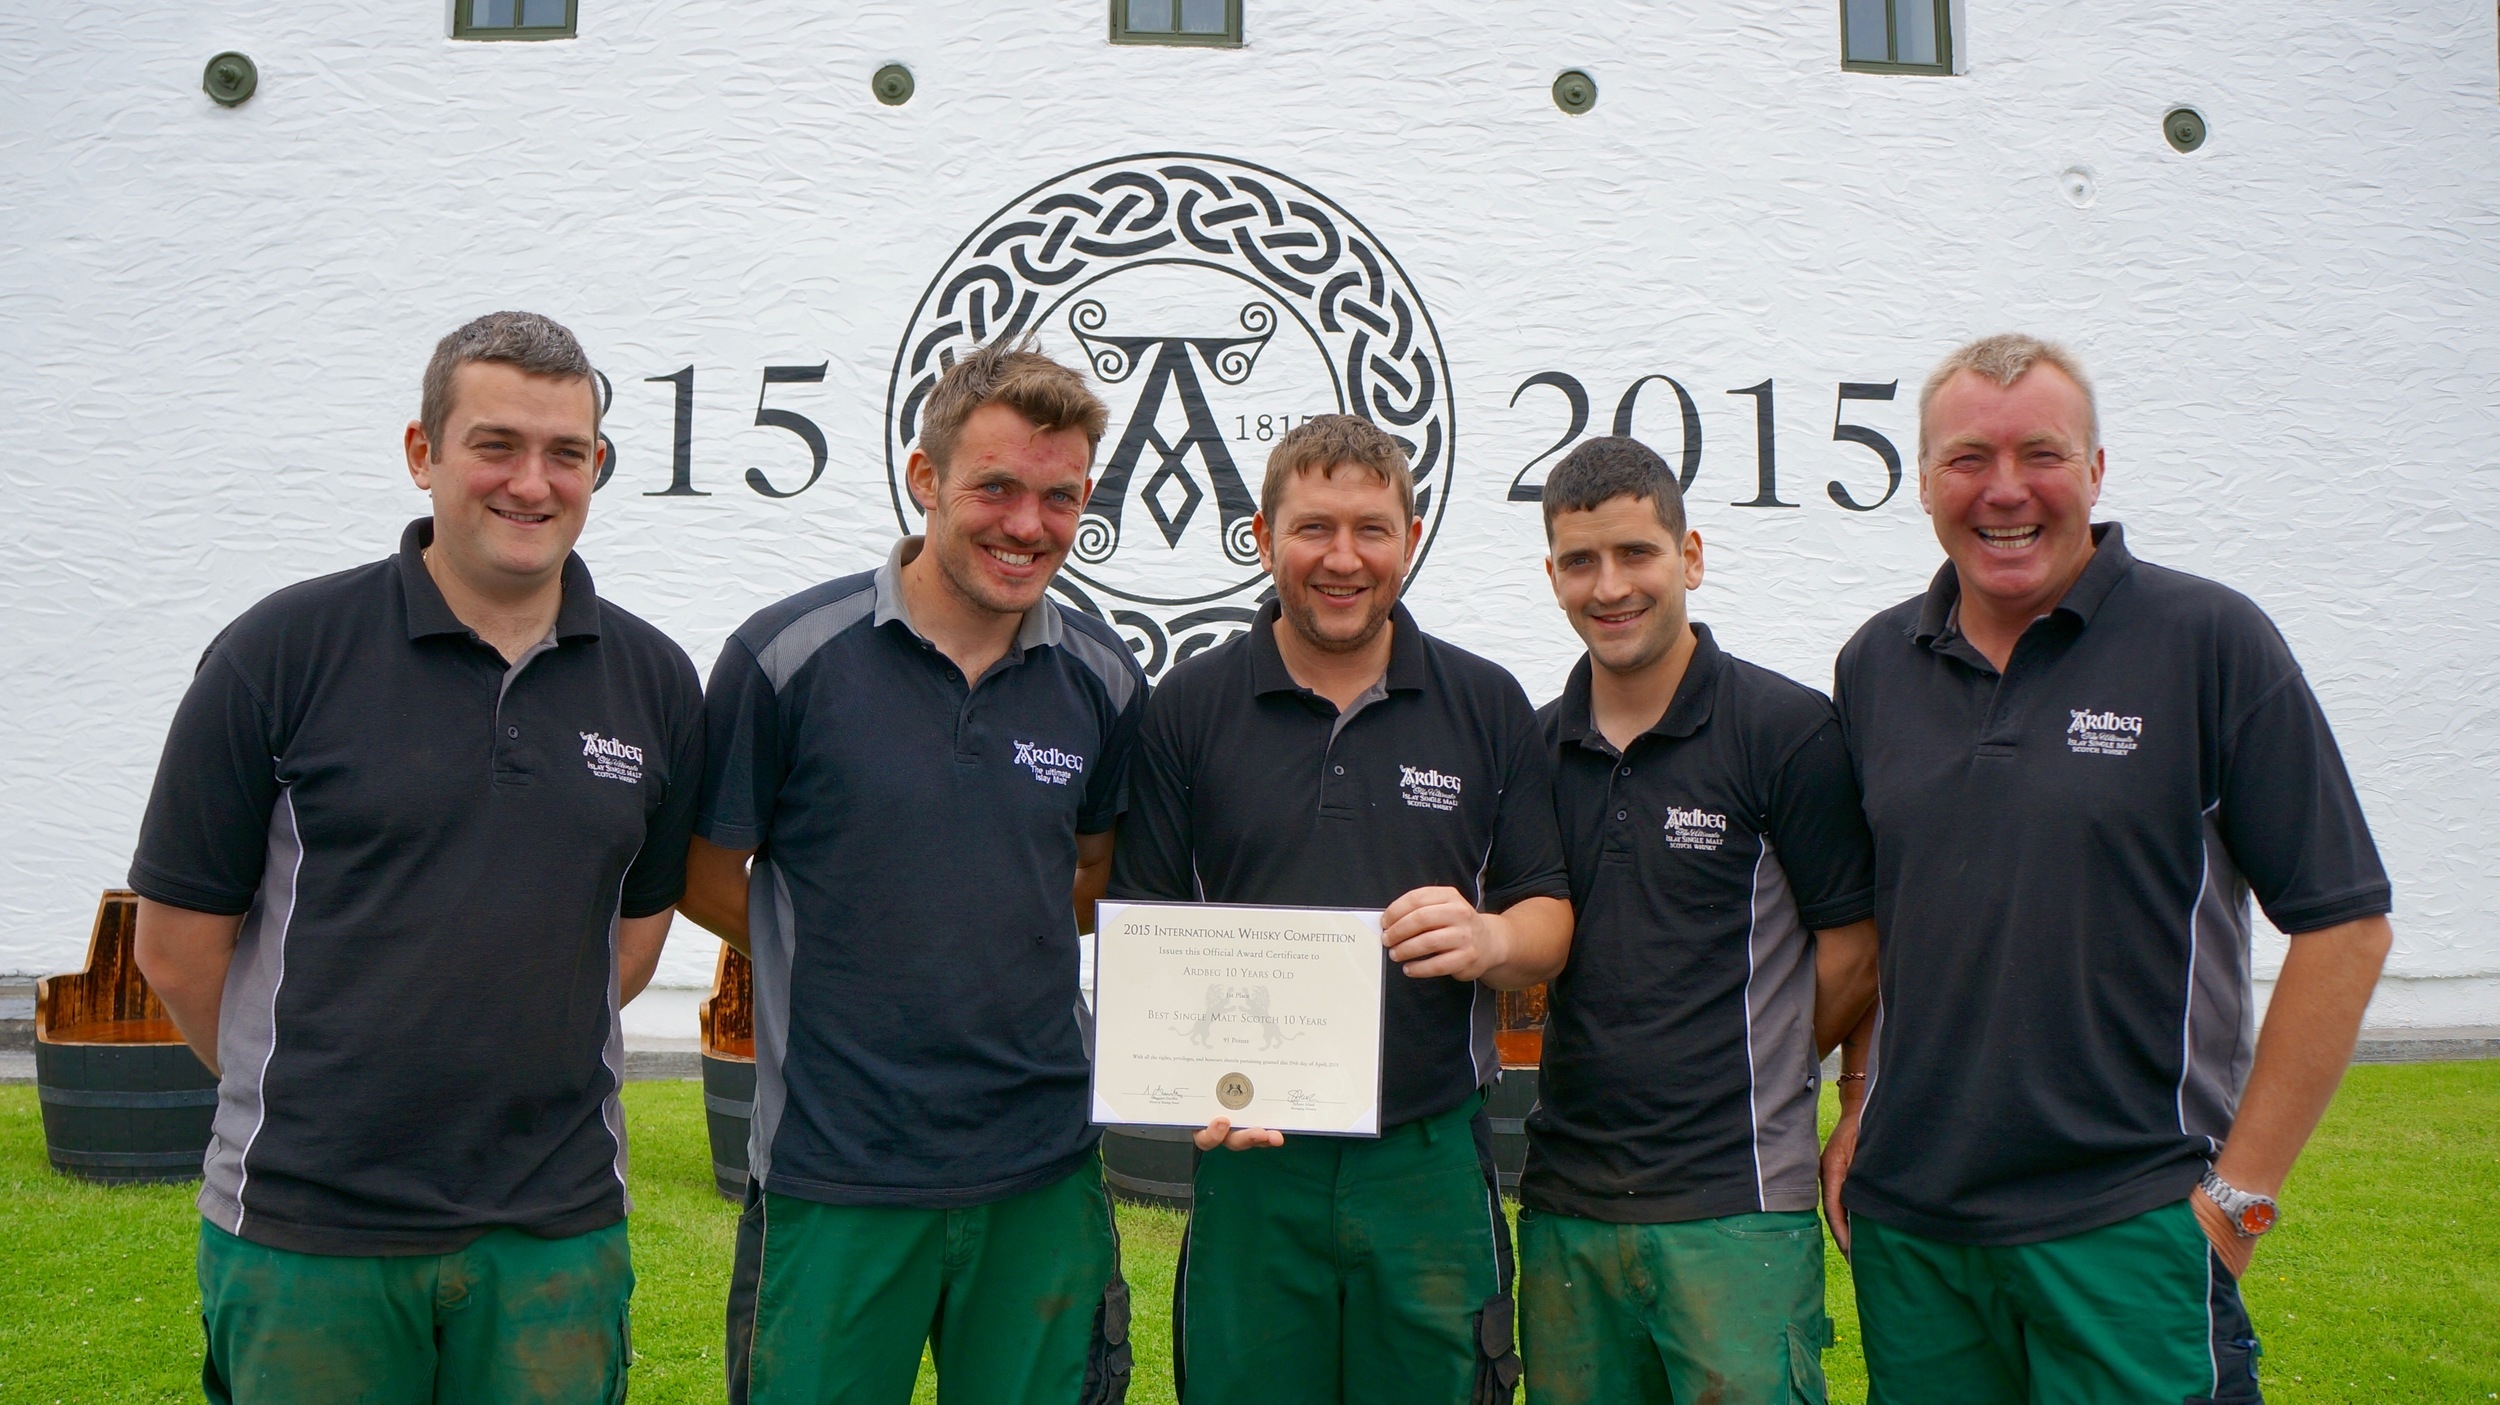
left=1090, top=900, right=1385, bottom=1137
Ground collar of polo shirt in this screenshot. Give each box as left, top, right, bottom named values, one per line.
left=1246, top=598, right=1432, bottom=701
left=395, top=518, right=600, bottom=644
left=1915, top=522, right=2134, bottom=660
left=871, top=535, right=1062, bottom=658
left=1552, top=621, right=1728, bottom=752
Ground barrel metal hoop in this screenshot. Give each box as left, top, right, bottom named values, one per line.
left=38, top=1085, right=220, bottom=1109
left=49, top=1146, right=208, bottom=1168
left=704, top=1094, right=754, bottom=1118
left=1102, top=1167, right=1194, bottom=1201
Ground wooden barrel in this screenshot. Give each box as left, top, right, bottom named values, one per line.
left=35, top=892, right=217, bottom=1184
left=1488, top=984, right=1548, bottom=1195
left=1101, top=1124, right=1198, bottom=1211
left=699, top=943, right=755, bottom=1201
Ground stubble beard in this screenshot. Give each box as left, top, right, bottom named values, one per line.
left=1279, top=582, right=1397, bottom=657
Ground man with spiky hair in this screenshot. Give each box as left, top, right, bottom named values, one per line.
left=1109, top=413, right=1575, bottom=1404
left=1827, top=333, right=2394, bottom=1403
left=682, top=338, right=1146, bottom=1404
left=1519, top=435, right=1881, bottom=1404
left=131, top=311, right=704, bottom=1402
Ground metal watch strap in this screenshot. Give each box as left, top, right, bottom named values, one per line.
left=2200, top=1168, right=2279, bottom=1238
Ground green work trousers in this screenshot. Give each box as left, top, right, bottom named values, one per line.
left=1516, top=1206, right=1832, bottom=1405
left=1176, top=1094, right=1519, bottom=1405
left=196, top=1217, right=632, bottom=1405
left=725, top=1153, right=1130, bottom=1405
left=1851, top=1200, right=2263, bottom=1404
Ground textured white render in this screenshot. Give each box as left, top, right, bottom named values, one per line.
left=1, top=2, right=2494, bottom=1022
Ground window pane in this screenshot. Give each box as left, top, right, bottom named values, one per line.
left=1895, top=0, right=1939, bottom=65
left=1178, top=0, right=1227, bottom=34
left=520, top=0, right=566, bottom=26
left=1127, top=0, right=1175, bottom=32
left=471, top=0, right=517, bottom=27
left=1843, top=0, right=1889, bottom=62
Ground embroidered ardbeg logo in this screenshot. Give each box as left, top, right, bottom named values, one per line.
left=886, top=153, right=1457, bottom=679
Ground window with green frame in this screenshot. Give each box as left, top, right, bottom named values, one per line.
left=1112, top=0, right=1241, bottom=47
left=1841, top=0, right=1953, bottom=74
left=454, top=0, right=577, bottom=40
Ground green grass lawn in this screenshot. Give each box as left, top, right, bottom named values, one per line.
left=2, top=1062, right=2494, bottom=1403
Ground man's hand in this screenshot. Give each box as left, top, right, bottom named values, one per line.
left=1381, top=889, right=1571, bottom=990
left=1193, top=1117, right=1285, bottom=1153
left=1820, top=1105, right=1860, bottom=1256
left=1820, top=1003, right=1876, bottom=1256
left=2191, top=1185, right=2257, bottom=1279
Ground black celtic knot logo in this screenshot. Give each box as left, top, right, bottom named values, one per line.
left=885, top=153, right=1455, bottom=679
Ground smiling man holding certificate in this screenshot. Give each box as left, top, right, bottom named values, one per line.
left=1106, top=415, right=1575, bottom=1405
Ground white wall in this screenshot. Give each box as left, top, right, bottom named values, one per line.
left=2, top=1, right=2493, bottom=1024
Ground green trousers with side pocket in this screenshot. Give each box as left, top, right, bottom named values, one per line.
left=1176, top=1093, right=1520, bottom=1405
left=1516, top=1206, right=1832, bottom=1405
left=197, top=1216, right=633, bottom=1405
left=1850, top=1199, right=2264, bottom=1405
left=725, top=1151, right=1130, bottom=1405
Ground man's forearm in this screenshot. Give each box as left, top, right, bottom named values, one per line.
left=616, top=910, right=675, bottom=1005
left=680, top=837, right=753, bottom=954
left=131, top=896, right=244, bottom=1077
left=2213, top=915, right=2394, bottom=1196
left=1812, top=919, right=1880, bottom=1057
left=1480, top=896, right=1573, bottom=990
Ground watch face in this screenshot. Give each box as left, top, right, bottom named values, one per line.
left=2238, top=1202, right=2278, bottom=1236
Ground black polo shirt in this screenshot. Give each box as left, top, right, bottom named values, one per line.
left=1834, top=523, right=2392, bottom=1245
left=1106, top=601, right=1573, bottom=1129
left=1524, top=625, right=1875, bottom=1223
left=127, top=518, right=704, bottom=1256
left=695, top=539, right=1147, bottom=1208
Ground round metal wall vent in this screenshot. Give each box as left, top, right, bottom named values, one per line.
left=203, top=51, right=257, bottom=107
left=1552, top=69, right=1597, bottom=116
left=2164, top=107, right=2207, bottom=153
left=873, top=64, right=915, bottom=107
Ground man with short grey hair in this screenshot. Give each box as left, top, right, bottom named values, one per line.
left=1826, top=333, right=2394, bottom=1403
left=130, top=310, right=704, bottom=1402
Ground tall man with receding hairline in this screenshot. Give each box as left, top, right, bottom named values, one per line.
left=1827, top=334, right=2394, bottom=1403
left=681, top=338, right=1146, bottom=1404
left=1109, top=414, right=1575, bottom=1404
left=131, top=311, right=705, bottom=1401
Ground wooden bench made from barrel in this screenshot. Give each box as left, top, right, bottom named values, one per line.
left=700, top=943, right=755, bottom=1202
left=35, top=890, right=217, bottom=1184
left=1101, top=981, right=1549, bottom=1210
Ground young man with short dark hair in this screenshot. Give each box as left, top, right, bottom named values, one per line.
left=681, top=338, right=1146, bottom=1405
left=1518, top=435, right=1880, bottom=1404
left=1108, top=413, right=1575, bottom=1404
left=131, top=310, right=704, bottom=1402
left=1829, top=334, right=2394, bottom=1403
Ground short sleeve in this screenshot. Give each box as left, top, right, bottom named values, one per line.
left=693, top=636, right=784, bottom=852
left=1079, top=672, right=1148, bottom=836
left=1479, top=691, right=1573, bottom=912
left=128, top=647, right=282, bottom=916
left=2218, top=669, right=2390, bottom=934
left=1764, top=716, right=1877, bottom=932
left=620, top=652, right=708, bottom=918
left=1106, top=684, right=1197, bottom=901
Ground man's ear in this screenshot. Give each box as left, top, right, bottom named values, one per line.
left=1683, top=528, right=1706, bottom=591
left=1251, top=511, right=1276, bottom=575
left=405, top=422, right=435, bottom=490
left=905, top=447, right=938, bottom=513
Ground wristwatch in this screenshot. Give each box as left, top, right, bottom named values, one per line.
left=2199, top=1169, right=2279, bottom=1238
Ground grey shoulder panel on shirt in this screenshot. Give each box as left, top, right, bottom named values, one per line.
left=753, top=588, right=877, bottom=692
left=1054, top=610, right=1142, bottom=712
